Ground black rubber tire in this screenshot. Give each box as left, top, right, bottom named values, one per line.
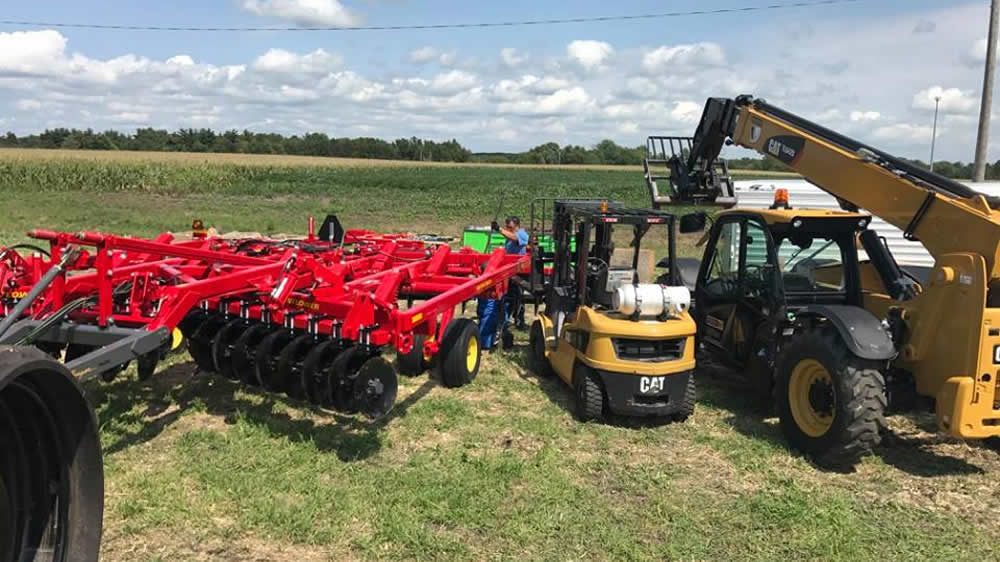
left=396, top=334, right=428, bottom=377
left=671, top=373, right=696, bottom=422
left=327, top=347, right=368, bottom=414
left=774, top=327, right=888, bottom=469
left=0, top=345, right=104, bottom=561
left=573, top=364, right=605, bottom=422
left=439, top=318, right=481, bottom=388
left=529, top=320, right=554, bottom=378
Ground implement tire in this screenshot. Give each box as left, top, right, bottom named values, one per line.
left=0, top=345, right=104, bottom=561
left=397, top=334, right=428, bottom=377
left=439, top=319, right=481, bottom=388
left=775, top=327, right=887, bottom=469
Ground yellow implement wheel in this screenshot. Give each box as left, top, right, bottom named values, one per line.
left=787, top=359, right=835, bottom=438
left=466, top=335, right=479, bottom=374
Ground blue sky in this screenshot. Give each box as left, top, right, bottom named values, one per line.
left=0, top=0, right=994, bottom=161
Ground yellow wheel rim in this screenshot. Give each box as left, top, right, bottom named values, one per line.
left=466, top=336, right=478, bottom=373
left=788, top=359, right=835, bottom=438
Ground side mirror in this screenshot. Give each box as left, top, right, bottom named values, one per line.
left=679, top=212, right=708, bottom=234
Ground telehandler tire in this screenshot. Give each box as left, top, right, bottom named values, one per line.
left=529, top=320, right=554, bottom=378
left=573, top=364, right=604, bottom=422
left=775, top=327, right=887, bottom=469
left=439, top=319, right=481, bottom=388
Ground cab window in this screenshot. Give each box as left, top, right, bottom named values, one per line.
left=703, top=220, right=741, bottom=298
left=777, top=235, right=845, bottom=293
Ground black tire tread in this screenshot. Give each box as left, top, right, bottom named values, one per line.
left=574, top=364, right=604, bottom=422
left=439, top=319, right=480, bottom=388
left=397, top=334, right=427, bottom=377
left=775, top=327, right=887, bottom=469
left=529, top=320, right=554, bottom=378
left=672, top=374, right=696, bottom=421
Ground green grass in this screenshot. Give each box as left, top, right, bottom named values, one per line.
left=3, top=155, right=999, bottom=561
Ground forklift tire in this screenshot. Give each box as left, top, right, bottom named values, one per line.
left=439, top=319, right=481, bottom=388
left=672, top=375, right=696, bottom=422
left=775, top=327, right=887, bottom=469
left=397, top=334, right=428, bottom=377
left=573, top=364, right=604, bottom=422
left=529, top=321, right=554, bottom=378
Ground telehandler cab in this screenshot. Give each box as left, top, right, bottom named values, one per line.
left=652, top=94, right=1000, bottom=468
left=527, top=199, right=697, bottom=422
left=682, top=197, right=894, bottom=466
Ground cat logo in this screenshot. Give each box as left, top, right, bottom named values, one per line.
left=639, top=376, right=666, bottom=394
left=4, top=290, right=28, bottom=300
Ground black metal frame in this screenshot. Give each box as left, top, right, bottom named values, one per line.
left=532, top=199, right=679, bottom=324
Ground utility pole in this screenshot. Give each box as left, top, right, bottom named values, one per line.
left=974, top=0, right=1000, bottom=182
left=930, top=95, right=941, bottom=172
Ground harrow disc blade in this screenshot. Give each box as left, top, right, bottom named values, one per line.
left=231, top=324, right=271, bottom=386
left=353, top=356, right=398, bottom=419
left=301, top=340, right=341, bottom=406
left=254, top=329, right=295, bottom=392
left=211, top=319, right=250, bottom=380
left=276, top=334, right=314, bottom=399
left=327, top=346, right=368, bottom=414
left=189, top=315, right=227, bottom=373
left=177, top=309, right=209, bottom=339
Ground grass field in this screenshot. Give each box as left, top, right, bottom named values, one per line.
left=2, top=150, right=998, bottom=561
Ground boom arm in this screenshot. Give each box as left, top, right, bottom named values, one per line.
left=676, top=95, right=1000, bottom=281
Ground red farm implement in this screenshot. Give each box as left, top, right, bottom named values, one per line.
left=0, top=214, right=530, bottom=558
left=0, top=215, right=528, bottom=415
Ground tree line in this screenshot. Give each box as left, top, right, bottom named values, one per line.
left=1, top=127, right=998, bottom=180
left=0, top=128, right=473, bottom=163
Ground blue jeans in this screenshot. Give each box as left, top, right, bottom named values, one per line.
left=477, top=297, right=500, bottom=349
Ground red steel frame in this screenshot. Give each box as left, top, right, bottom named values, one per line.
left=0, top=219, right=529, bottom=361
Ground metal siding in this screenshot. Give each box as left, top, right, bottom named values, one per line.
left=733, top=179, right=1000, bottom=267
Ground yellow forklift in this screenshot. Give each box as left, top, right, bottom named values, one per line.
left=527, top=199, right=697, bottom=422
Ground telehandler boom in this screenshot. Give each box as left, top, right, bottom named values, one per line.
left=662, top=95, right=1000, bottom=463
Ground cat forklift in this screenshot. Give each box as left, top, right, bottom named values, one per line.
left=527, top=199, right=697, bottom=422
left=655, top=94, right=1000, bottom=468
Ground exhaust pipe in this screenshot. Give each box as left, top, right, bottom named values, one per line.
left=0, top=345, right=103, bottom=561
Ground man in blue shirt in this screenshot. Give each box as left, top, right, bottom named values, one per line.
left=494, top=216, right=528, bottom=331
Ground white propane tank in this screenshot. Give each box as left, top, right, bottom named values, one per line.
left=613, top=284, right=691, bottom=318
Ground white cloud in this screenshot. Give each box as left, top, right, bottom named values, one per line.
left=241, top=0, right=360, bottom=27
left=110, top=112, right=150, bottom=123
left=966, top=38, right=988, bottom=66
left=438, top=52, right=457, bottom=66
left=567, top=40, right=614, bottom=70
left=872, top=123, right=935, bottom=143
left=912, top=86, right=977, bottom=114
left=0, top=30, right=67, bottom=75
left=253, top=48, right=341, bottom=74
left=15, top=99, right=42, bottom=111
left=670, top=101, right=703, bottom=123
left=428, top=70, right=478, bottom=94
left=498, top=87, right=593, bottom=116
left=849, top=110, right=881, bottom=122
left=617, top=121, right=639, bottom=134
left=642, top=42, right=725, bottom=73
left=409, top=47, right=437, bottom=64
left=501, top=47, right=526, bottom=68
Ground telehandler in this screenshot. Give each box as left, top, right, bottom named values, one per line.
left=527, top=199, right=697, bottom=422
left=652, top=95, right=1000, bottom=467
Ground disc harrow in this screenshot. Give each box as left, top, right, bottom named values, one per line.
left=0, top=214, right=528, bottom=420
